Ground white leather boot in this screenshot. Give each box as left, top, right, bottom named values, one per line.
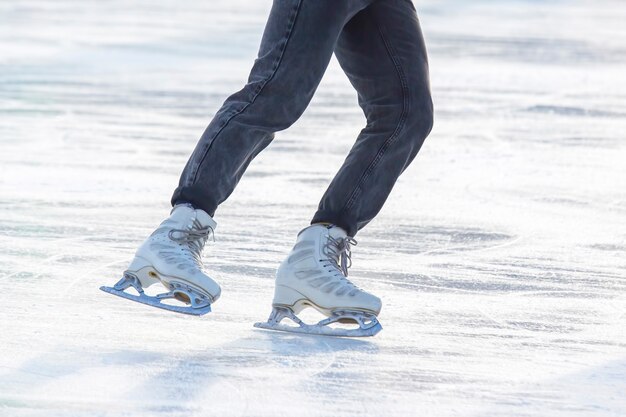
left=255, top=224, right=382, bottom=337
left=101, top=205, right=219, bottom=315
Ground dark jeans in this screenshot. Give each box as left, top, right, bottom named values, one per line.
left=172, top=0, right=433, bottom=237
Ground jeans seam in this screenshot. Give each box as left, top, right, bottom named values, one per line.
left=188, top=0, right=303, bottom=185
left=339, top=20, right=410, bottom=216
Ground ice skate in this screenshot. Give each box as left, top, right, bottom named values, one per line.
left=255, top=224, right=382, bottom=337
left=100, top=204, right=220, bottom=315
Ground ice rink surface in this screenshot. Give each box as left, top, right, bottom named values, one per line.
left=1, top=0, right=625, bottom=416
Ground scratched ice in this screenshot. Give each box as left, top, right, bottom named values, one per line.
left=0, top=1, right=625, bottom=416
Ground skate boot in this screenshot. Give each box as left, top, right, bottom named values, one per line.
left=100, top=204, right=219, bottom=315
left=255, top=224, right=382, bottom=337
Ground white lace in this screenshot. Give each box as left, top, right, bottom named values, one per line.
left=165, top=218, right=214, bottom=266
left=320, top=235, right=360, bottom=296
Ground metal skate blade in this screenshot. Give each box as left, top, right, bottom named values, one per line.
left=253, top=320, right=382, bottom=338
left=100, top=286, right=211, bottom=316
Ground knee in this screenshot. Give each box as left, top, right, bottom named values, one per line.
left=392, top=94, right=433, bottom=163
left=406, top=94, right=434, bottom=140
left=364, top=90, right=433, bottom=141
left=220, top=82, right=308, bottom=133
left=266, top=98, right=308, bottom=131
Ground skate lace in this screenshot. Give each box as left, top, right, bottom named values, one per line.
left=168, top=219, right=215, bottom=264
left=321, top=235, right=358, bottom=287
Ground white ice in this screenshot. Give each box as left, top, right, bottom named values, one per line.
left=1, top=0, right=625, bottom=416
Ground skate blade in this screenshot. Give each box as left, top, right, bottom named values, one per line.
left=254, top=307, right=382, bottom=338
left=100, top=286, right=211, bottom=316
left=253, top=321, right=382, bottom=337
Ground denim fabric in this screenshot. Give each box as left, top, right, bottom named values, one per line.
left=172, top=0, right=433, bottom=237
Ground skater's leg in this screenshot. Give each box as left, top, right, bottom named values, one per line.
left=171, top=0, right=374, bottom=215
left=104, top=1, right=378, bottom=314
left=311, top=0, right=434, bottom=236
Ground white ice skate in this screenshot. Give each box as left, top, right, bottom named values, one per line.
left=255, top=224, right=382, bottom=337
left=100, top=205, right=220, bottom=315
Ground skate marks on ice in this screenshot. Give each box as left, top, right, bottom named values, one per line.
left=372, top=239, right=624, bottom=340
left=117, top=334, right=377, bottom=416
left=0, top=349, right=166, bottom=414
left=464, top=358, right=626, bottom=417
left=362, top=223, right=518, bottom=256
left=0, top=335, right=377, bottom=416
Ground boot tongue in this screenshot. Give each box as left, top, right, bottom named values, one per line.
left=297, top=224, right=347, bottom=241
left=194, top=208, right=217, bottom=231
left=169, top=205, right=196, bottom=224
left=170, top=205, right=217, bottom=231
left=327, top=225, right=348, bottom=240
